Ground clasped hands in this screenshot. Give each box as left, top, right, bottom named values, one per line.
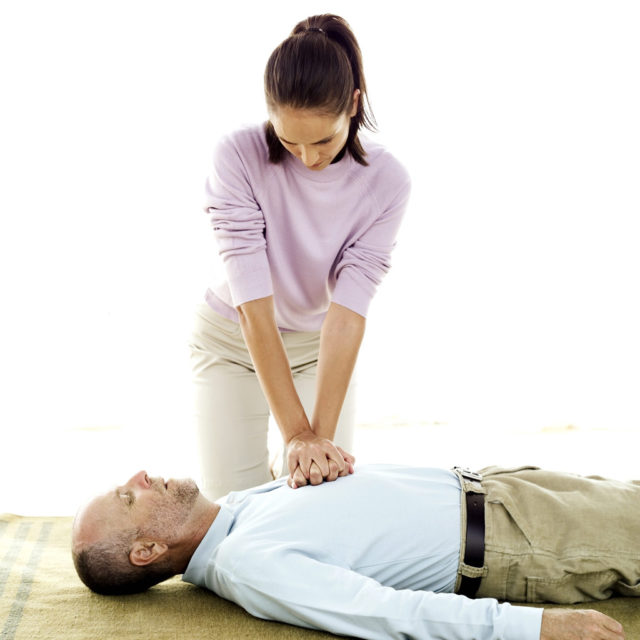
left=286, top=431, right=355, bottom=489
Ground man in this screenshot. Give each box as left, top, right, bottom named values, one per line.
left=72, top=463, right=635, bottom=640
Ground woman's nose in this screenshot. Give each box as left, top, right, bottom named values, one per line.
left=300, top=146, right=318, bottom=167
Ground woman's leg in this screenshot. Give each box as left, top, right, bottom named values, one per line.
left=190, top=304, right=271, bottom=501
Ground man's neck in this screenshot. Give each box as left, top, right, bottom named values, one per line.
left=175, top=502, right=221, bottom=573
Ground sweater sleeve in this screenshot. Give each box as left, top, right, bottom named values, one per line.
left=331, top=159, right=411, bottom=317
left=203, top=133, right=273, bottom=307
left=215, top=551, right=543, bottom=640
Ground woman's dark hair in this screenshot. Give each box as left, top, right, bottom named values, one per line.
left=264, top=14, right=376, bottom=166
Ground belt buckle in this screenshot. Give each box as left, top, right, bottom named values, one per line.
left=455, top=467, right=483, bottom=483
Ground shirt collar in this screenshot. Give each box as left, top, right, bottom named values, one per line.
left=181, top=505, right=234, bottom=587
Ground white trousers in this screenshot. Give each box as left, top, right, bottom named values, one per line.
left=189, top=303, right=357, bottom=501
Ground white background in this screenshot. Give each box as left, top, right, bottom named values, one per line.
left=1, top=1, right=639, bottom=513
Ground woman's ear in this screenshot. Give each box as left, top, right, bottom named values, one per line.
left=129, top=540, right=168, bottom=566
left=350, top=89, right=361, bottom=117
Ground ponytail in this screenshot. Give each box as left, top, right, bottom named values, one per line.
left=264, top=14, right=376, bottom=166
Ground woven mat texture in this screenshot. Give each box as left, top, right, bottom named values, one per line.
left=2, top=514, right=638, bottom=639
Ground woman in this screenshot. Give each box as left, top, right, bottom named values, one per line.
left=190, top=14, right=411, bottom=500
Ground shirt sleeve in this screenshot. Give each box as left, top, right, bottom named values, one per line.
left=331, top=159, right=411, bottom=317
left=203, top=133, right=273, bottom=307
left=214, top=551, right=543, bottom=640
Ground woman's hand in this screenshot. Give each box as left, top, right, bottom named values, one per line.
left=286, top=431, right=355, bottom=488
left=287, top=457, right=355, bottom=489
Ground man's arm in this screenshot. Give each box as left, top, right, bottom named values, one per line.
left=220, top=553, right=626, bottom=640
left=215, top=551, right=543, bottom=640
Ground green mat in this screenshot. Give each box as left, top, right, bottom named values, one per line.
left=1, top=514, right=637, bottom=639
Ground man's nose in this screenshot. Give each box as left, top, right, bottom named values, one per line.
left=126, top=470, right=151, bottom=489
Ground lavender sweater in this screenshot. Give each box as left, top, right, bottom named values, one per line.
left=203, top=124, right=411, bottom=332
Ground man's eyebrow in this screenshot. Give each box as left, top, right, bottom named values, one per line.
left=279, top=133, right=335, bottom=145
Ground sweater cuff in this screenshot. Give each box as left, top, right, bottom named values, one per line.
left=224, top=251, right=273, bottom=307
left=331, top=269, right=374, bottom=318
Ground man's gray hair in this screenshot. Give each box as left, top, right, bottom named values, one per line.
left=72, top=528, right=175, bottom=595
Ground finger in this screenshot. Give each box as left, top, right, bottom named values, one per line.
left=582, top=610, right=625, bottom=640
left=338, top=462, right=351, bottom=477
left=297, top=455, right=313, bottom=479
left=337, top=457, right=354, bottom=477
left=325, top=448, right=346, bottom=474
left=309, top=461, right=324, bottom=486
left=337, top=446, right=356, bottom=465
left=287, top=469, right=302, bottom=489
left=600, top=613, right=625, bottom=638
left=601, top=624, right=625, bottom=640
left=286, top=440, right=313, bottom=479
left=312, top=453, right=330, bottom=478
left=292, top=465, right=307, bottom=487
left=325, top=459, right=340, bottom=482
left=286, top=450, right=303, bottom=478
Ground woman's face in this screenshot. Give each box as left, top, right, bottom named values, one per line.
left=269, top=91, right=359, bottom=171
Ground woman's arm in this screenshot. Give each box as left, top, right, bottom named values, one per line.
left=287, top=302, right=363, bottom=488
left=237, top=296, right=349, bottom=482
left=311, top=302, right=365, bottom=440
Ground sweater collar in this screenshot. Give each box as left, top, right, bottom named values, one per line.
left=284, top=148, right=356, bottom=183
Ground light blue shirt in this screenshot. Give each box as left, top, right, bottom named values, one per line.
left=182, top=464, right=543, bottom=640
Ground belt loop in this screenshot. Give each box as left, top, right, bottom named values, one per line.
left=454, top=467, right=486, bottom=495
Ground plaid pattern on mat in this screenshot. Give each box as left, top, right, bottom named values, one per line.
left=0, top=515, right=335, bottom=640
left=2, top=513, right=639, bottom=639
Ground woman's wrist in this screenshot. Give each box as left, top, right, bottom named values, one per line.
left=309, top=421, right=335, bottom=441
left=284, top=430, right=305, bottom=446
left=285, top=428, right=319, bottom=446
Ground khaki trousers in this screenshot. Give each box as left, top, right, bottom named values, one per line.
left=469, top=466, right=640, bottom=604
left=189, top=303, right=356, bottom=501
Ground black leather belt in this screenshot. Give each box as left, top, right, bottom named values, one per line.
left=455, top=468, right=485, bottom=598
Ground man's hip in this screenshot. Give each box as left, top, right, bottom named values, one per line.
left=473, top=465, right=640, bottom=603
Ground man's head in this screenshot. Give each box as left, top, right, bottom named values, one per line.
left=72, top=471, right=217, bottom=595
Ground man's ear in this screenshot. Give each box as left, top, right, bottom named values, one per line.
left=129, top=540, right=169, bottom=567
